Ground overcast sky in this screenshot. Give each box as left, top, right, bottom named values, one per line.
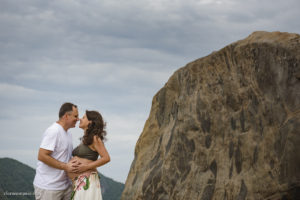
left=0, top=0, right=299, bottom=183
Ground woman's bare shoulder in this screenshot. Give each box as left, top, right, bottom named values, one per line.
left=93, top=135, right=103, bottom=145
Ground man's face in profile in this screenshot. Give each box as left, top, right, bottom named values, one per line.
left=66, top=106, right=79, bottom=128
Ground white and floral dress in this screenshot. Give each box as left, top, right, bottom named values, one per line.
left=71, top=171, right=102, bottom=200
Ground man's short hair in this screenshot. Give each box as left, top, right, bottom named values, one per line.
left=59, top=102, right=77, bottom=118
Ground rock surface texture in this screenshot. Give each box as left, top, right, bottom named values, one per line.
left=121, top=31, right=300, bottom=200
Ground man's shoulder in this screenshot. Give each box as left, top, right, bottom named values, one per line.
left=44, top=123, right=61, bottom=134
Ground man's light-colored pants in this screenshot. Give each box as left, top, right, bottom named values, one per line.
left=34, top=185, right=72, bottom=200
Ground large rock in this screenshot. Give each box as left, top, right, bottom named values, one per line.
left=122, top=31, right=300, bottom=200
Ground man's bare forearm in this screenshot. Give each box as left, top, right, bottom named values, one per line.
left=38, top=151, right=67, bottom=170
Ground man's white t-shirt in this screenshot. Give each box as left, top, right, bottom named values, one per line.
left=33, top=122, right=73, bottom=190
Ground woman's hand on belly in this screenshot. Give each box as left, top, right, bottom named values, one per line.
left=76, top=158, right=98, bottom=173
left=67, top=156, right=97, bottom=180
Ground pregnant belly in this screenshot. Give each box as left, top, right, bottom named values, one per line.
left=67, top=156, right=97, bottom=180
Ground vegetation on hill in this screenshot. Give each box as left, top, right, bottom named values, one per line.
left=100, top=172, right=125, bottom=200
left=0, top=158, right=35, bottom=200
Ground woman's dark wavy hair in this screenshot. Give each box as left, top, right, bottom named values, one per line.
left=82, top=110, right=107, bottom=145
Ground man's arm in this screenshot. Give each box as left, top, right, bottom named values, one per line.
left=38, top=148, right=77, bottom=172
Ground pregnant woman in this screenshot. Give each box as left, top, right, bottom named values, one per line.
left=68, top=110, right=110, bottom=200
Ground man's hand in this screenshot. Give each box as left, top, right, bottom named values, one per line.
left=64, top=159, right=80, bottom=173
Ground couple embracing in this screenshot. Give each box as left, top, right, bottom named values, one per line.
left=33, top=102, right=110, bottom=200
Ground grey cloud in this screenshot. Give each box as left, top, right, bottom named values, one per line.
left=0, top=0, right=226, bottom=63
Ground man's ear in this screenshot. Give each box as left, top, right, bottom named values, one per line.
left=62, top=113, right=68, bottom=120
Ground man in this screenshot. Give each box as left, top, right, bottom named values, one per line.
left=33, top=102, right=79, bottom=200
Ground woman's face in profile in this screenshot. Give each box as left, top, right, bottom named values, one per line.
left=79, top=114, right=90, bottom=130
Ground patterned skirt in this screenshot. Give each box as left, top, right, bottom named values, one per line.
left=71, top=171, right=102, bottom=200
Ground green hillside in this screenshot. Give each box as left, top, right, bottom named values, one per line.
left=100, top=171, right=125, bottom=200
left=0, top=157, right=124, bottom=200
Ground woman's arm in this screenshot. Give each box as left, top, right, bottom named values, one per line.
left=74, top=136, right=110, bottom=173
